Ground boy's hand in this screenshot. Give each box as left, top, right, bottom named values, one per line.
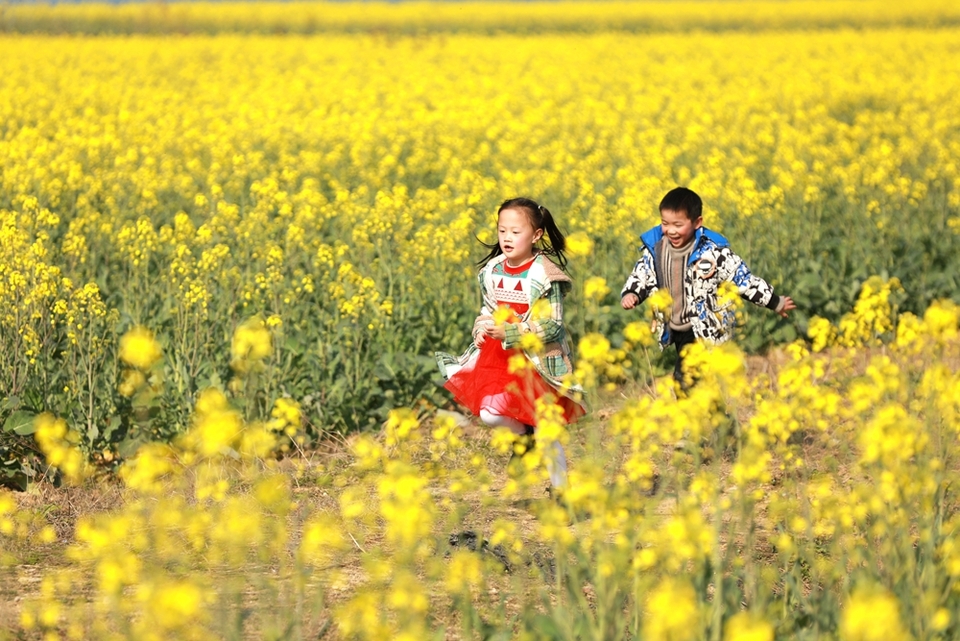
left=777, top=296, right=797, bottom=318
left=484, top=325, right=507, bottom=341
left=475, top=332, right=487, bottom=346
left=621, top=293, right=640, bottom=310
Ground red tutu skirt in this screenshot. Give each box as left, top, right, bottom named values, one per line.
left=444, top=339, right=584, bottom=426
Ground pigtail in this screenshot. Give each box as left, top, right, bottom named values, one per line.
left=476, top=239, right=503, bottom=268
left=535, top=204, right=569, bottom=270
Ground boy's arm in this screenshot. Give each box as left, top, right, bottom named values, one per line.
left=503, top=284, right=565, bottom=348
left=620, top=249, right=657, bottom=304
left=716, top=247, right=787, bottom=312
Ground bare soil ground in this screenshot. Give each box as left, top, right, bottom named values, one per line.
left=0, top=347, right=922, bottom=638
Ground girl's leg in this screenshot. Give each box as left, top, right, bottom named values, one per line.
left=479, top=394, right=569, bottom=488
left=478, top=407, right=525, bottom=433
left=545, top=441, right=568, bottom=489
left=478, top=394, right=527, bottom=435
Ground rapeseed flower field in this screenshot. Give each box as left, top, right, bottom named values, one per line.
left=2, top=0, right=960, bottom=34
left=2, top=2, right=960, bottom=638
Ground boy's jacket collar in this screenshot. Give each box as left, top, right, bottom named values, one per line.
left=639, top=225, right=730, bottom=254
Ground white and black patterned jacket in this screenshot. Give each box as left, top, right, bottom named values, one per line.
left=620, top=226, right=783, bottom=346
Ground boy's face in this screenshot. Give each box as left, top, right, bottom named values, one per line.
left=660, top=208, right=702, bottom=248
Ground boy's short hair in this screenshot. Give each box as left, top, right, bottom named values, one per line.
left=659, top=187, right=702, bottom=222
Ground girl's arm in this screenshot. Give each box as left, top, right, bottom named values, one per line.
left=620, top=249, right=657, bottom=305
left=472, top=313, right=495, bottom=346
left=471, top=269, right=496, bottom=345
left=501, top=283, right=565, bottom=348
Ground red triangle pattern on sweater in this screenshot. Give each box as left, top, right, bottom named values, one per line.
left=496, top=279, right=504, bottom=289
left=513, top=281, right=523, bottom=291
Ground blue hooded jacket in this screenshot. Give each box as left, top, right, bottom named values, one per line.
left=622, top=225, right=782, bottom=346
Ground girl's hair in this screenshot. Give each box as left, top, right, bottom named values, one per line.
left=478, top=197, right=569, bottom=269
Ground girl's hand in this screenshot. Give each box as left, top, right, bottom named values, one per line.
left=621, top=293, right=640, bottom=310
left=475, top=331, right=487, bottom=346
left=777, top=296, right=797, bottom=318
left=484, top=324, right=507, bottom=341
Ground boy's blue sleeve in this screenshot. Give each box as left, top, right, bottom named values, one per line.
left=717, top=247, right=782, bottom=310
left=620, top=248, right=658, bottom=303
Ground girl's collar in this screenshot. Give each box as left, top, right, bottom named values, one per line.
left=503, top=254, right=538, bottom=274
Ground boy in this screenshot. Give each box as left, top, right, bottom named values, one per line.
left=620, top=187, right=795, bottom=385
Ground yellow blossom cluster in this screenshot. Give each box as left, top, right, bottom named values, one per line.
left=835, top=276, right=904, bottom=347
left=230, top=316, right=273, bottom=374
left=119, top=326, right=163, bottom=371
left=33, top=413, right=90, bottom=485
left=18, top=385, right=338, bottom=639
left=7, top=285, right=960, bottom=639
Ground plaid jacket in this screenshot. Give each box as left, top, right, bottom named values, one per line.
left=436, top=253, right=584, bottom=400
left=620, top=226, right=783, bottom=347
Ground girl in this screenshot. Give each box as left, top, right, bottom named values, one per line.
left=436, top=197, right=585, bottom=489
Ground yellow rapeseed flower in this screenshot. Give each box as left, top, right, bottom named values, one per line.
left=119, top=326, right=162, bottom=370
left=33, top=413, right=88, bottom=485
left=507, top=353, right=532, bottom=374
left=624, top=320, right=654, bottom=346
left=583, top=275, right=610, bottom=301
left=840, top=588, right=909, bottom=641
left=645, top=578, right=699, bottom=641
left=118, top=369, right=146, bottom=397
left=299, top=515, right=348, bottom=567
left=578, top=332, right=611, bottom=364
left=648, top=288, right=674, bottom=315
left=231, top=317, right=272, bottom=372
left=445, top=550, right=484, bottom=594
left=492, top=305, right=515, bottom=326
left=808, top=316, right=837, bottom=352
left=385, top=408, right=420, bottom=447
left=254, top=474, right=291, bottom=516
left=530, top=297, right=552, bottom=321
left=724, top=612, right=773, bottom=641
left=564, top=231, right=593, bottom=258
left=923, top=299, right=959, bottom=341
left=518, top=331, right=544, bottom=353
left=269, top=397, right=301, bottom=434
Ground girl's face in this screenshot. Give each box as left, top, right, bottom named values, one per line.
left=498, top=207, right=543, bottom=266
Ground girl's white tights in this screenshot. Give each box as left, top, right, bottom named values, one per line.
left=545, top=441, right=568, bottom=490
left=479, top=394, right=568, bottom=489
left=478, top=394, right=527, bottom=434
left=478, top=407, right=526, bottom=434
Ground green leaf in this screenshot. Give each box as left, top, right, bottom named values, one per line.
left=103, top=415, right=123, bottom=442
left=779, top=324, right=799, bottom=342
left=523, top=614, right=563, bottom=640
left=1, top=396, right=20, bottom=411
left=117, top=437, right=147, bottom=459
left=373, top=353, right=399, bottom=381
left=4, top=411, right=37, bottom=436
